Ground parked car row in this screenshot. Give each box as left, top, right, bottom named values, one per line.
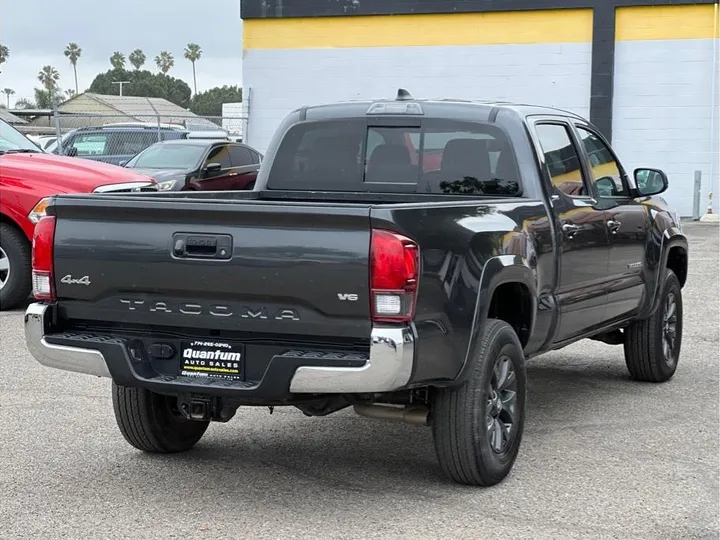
left=0, top=118, right=261, bottom=311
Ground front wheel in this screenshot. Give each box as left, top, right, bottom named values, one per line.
left=112, top=383, right=209, bottom=453
left=432, top=319, right=527, bottom=486
left=623, top=268, right=683, bottom=382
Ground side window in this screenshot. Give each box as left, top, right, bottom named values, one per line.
left=575, top=126, right=629, bottom=198
left=228, top=145, right=253, bottom=166
left=535, top=123, right=587, bottom=197
left=69, top=133, right=108, bottom=156
left=205, top=145, right=232, bottom=169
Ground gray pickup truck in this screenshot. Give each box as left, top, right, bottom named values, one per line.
left=24, top=91, right=687, bottom=486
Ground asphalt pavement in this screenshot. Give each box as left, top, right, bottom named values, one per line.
left=1, top=222, right=718, bottom=540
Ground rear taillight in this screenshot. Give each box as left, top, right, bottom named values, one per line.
left=370, top=229, right=419, bottom=323
left=32, top=216, right=56, bottom=301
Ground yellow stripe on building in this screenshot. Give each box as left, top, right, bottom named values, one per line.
left=616, top=4, right=718, bottom=41
left=243, top=9, right=593, bottom=50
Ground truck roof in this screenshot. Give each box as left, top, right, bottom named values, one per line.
left=296, top=89, right=585, bottom=124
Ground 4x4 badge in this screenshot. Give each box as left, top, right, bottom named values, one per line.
left=61, top=274, right=91, bottom=286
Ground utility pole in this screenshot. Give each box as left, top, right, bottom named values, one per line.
left=111, top=81, right=131, bottom=96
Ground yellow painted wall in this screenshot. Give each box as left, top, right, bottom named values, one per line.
left=243, top=9, right=593, bottom=50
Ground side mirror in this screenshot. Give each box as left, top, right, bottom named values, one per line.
left=118, top=160, right=128, bottom=167
left=634, top=168, right=668, bottom=197
left=202, top=162, right=222, bottom=176
left=64, top=147, right=78, bottom=157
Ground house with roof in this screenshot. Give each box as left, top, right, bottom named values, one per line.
left=0, top=108, right=28, bottom=126
left=27, top=93, right=220, bottom=132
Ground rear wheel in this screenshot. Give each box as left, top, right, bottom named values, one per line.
left=432, top=319, right=527, bottom=486
left=112, top=382, right=209, bottom=453
left=0, top=223, right=32, bottom=311
left=623, top=268, right=683, bottom=382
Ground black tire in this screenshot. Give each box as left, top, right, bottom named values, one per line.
left=432, top=319, right=527, bottom=486
left=623, top=268, right=683, bottom=383
left=111, top=382, right=209, bottom=453
left=0, top=223, right=32, bottom=311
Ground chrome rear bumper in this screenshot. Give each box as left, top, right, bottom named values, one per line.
left=24, top=303, right=110, bottom=378
left=23, top=303, right=415, bottom=394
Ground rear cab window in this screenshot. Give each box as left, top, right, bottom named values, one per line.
left=266, top=117, right=522, bottom=196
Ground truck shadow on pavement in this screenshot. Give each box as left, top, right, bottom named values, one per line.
left=129, top=349, right=654, bottom=493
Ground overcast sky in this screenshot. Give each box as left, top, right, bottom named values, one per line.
left=0, top=0, right=244, bottom=106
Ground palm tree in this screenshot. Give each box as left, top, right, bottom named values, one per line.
left=64, top=42, right=82, bottom=95
left=129, top=49, right=146, bottom=70
left=65, top=89, right=76, bottom=99
left=15, top=98, right=35, bottom=109
left=2, top=88, right=15, bottom=108
left=154, top=51, right=174, bottom=74
left=184, top=43, right=202, bottom=95
left=0, top=44, right=8, bottom=71
left=110, top=52, right=126, bottom=71
left=38, top=66, right=60, bottom=91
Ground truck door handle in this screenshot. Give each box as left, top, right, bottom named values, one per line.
left=607, top=219, right=622, bottom=233
left=561, top=223, right=581, bottom=237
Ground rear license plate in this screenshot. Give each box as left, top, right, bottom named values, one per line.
left=180, top=340, right=244, bottom=380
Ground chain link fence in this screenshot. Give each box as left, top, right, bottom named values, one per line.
left=40, top=113, right=246, bottom=164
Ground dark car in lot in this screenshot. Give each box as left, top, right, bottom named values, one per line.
left=122, top=139, right=263, bottom=191
left=56, top=125, right=188, bottom=166
left=23, top=90, right=687, bottom=487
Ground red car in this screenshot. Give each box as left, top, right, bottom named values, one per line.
left=0, top=119, right=157, bottom=310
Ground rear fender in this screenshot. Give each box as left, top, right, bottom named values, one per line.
left=452, top=255, right=537, bottom=386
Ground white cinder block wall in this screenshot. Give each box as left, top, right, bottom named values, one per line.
left=243, top=43, right=593, bottom=153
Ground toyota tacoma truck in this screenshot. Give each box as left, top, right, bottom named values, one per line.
left=23, top=91, right=688, bottom=487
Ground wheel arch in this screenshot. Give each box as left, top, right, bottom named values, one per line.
left=453, top=255, right=538, bottom=386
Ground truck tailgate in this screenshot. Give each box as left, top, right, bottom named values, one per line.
left=51, top=196, right=372, bottom=339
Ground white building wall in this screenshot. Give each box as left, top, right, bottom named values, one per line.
left=243, top=43, right=592, bottom=154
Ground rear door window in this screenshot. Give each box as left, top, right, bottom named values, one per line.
left=229, top=145, right=254, bottom=167
left=267, top=118, right=521, bottom=196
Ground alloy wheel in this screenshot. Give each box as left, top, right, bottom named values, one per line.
left=486, top=355, right=518, bottom=454
left=662, top=292, right=678, bottom=367
left=0, top=247, right=10, bottom=291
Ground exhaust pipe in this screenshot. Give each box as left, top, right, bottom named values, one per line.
left=353, top=404, right=430, bottom=426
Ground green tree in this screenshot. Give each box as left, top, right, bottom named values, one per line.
left=184, top=43, right=202, bottom=95
left=190, top=85, right=243, bottom=117
left=34, top=87, right=64, bottom=108
left=2, top=88, right=15, bottom=108
left=15, top=97, right=36, bottom=109
left=64, top=42, right=82, bottom=94
left=154, top=51, right=174, bottom=74
left=88, top=68, right=192, bottom=109
left=38, top=66, right=60, bottom=91
left=110, top=52, right=126, bottom=71
left=129, top=49, right=146, bottom=70
left=65, top=89, right=76, bottom=99
left=0, top=44, right=8, bottom=69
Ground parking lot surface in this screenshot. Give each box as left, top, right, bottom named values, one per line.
left=1, top=222, right=717, bottom=540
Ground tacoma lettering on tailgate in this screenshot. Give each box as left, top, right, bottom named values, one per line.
left=119, top=299, right=301, bottom=321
